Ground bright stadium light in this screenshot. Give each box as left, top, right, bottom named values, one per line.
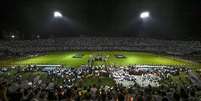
left=11, top=35, right=15, bottom=39
left=140, top=11, right=150, bottom=19
left=54, top=11, right=63, bottom=18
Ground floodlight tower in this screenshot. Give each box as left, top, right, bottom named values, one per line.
left=138, top=11, right=151, bottom=37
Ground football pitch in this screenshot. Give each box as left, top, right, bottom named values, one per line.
left=0, top=51, right=199, bottom=67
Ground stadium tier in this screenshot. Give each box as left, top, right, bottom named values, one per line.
left=0, top=37, right=201, bottom=54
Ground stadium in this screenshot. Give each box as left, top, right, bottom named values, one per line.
left=0, top=0, right=201, bottom=101
left=0, top=37, right=201, bottom=100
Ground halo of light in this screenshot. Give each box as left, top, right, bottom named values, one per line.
left=54, top=11, right=63, bottom=18
left=11, top=35, right=15, bottom=39
left=140, top=11, right=150, bottom=19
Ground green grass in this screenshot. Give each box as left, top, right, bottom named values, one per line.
left=0, top=51, right=199, bottom=68
left=19, top=72, right=48, bottom=80
left=0, top=70, right=17, bottom=78
left=78, top=76, right=115, bottom=88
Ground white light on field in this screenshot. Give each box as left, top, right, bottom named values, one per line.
left=140, top=11, right=150, bottom=19
left=11, top=35, right=15, bottom=39
left=54, top=11, right=63, bottom=18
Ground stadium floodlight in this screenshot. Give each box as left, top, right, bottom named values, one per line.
left=54, top=11, right=63, bottom=18
left=11, top=35, right=15, bottom=39
left=140, top=11, right=150, bottom=19
left=36, top=34, right=40, bottom=39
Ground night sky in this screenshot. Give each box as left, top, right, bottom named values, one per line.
left=0, top=0, right=201, bottom=40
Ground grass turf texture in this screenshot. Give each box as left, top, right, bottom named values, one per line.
left=78, top=76, right=115, bottom=88
left=0, top=51, right=199, bottom=67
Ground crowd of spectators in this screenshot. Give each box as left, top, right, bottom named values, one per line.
left=0, top=37, right=200, bottom=56
left=0, top=65, right=201, bottom=101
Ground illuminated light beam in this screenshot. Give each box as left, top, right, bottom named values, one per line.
left=54, top=11, right=63, bottom=18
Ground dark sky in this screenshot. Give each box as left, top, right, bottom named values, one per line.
left=0, top=0, right=201, bottom=40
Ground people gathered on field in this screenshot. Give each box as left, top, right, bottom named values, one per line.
left=0, top=65, right=201, bottom=101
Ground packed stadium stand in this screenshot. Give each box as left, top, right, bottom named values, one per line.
left=0, top=37, right=201, bottom=55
